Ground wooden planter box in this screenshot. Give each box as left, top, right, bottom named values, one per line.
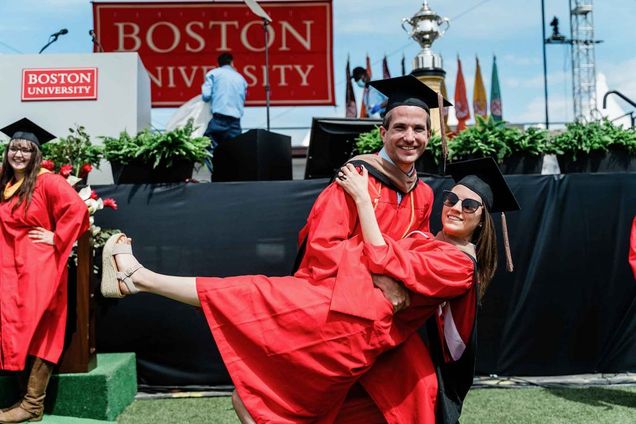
left=557, top=146, right=636, bottom=173
left=111, top=160, right=194, bottom=184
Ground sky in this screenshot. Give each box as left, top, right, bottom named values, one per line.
left=0, top=0, right=634, bottom=145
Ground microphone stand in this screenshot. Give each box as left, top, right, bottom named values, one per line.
left=263, top=18, right=271, bottom=131
left=39, top=30, right=67, bottom=54
left=90, top=30, right=105, bottom=53
left=39, top=35, right=60, bottom=54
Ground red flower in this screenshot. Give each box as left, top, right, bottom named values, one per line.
left=79, top=163, right=93, bottom=178
left=59, top=164, right=73, bottom=177
left=103, top=198, right=118, bottom=210
left=41, top=159, right=55, bottom=171
left=90, top=190, right=99, bottom=200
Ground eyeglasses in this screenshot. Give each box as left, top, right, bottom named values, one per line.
left=441, top=190, right=483, bottom=214
left=8, top=146, right=35, bottom=155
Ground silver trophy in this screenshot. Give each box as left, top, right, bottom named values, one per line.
left=401, top=1, right=450, bottom=70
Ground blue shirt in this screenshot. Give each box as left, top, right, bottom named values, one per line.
left=364, top=86, right=387, bottom=118
left=201, top=65, right=248, bottom=119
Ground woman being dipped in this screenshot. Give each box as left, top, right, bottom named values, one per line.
left=341, top=157, right=520, bottom=424
left=100, top=158, right=518, bottom=424
left=0, top=118, right=90, bottom=423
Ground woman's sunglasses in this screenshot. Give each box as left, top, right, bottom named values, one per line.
left=441, top=190, right=483, bottom=214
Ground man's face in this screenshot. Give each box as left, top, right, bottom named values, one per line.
left=380, top=106, right=430, bottom=172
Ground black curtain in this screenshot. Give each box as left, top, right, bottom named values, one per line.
left=93, top=174, right=636, bottom=388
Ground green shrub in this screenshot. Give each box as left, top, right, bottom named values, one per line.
left=41, top=124, right=103, bottom=175
left=548, top=119, right=636, bottom=159
left=354, top=126, right=382, bottom=154
left=102, top=119, right=212, bottom=168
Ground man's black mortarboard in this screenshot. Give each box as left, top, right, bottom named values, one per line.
left=368, top=75, right=452, bottom=114
left=0, top=118, right=56, bottom=147
left=445, top=157, right=521, bottom=271
left=446, top=157, right=520, bottom=213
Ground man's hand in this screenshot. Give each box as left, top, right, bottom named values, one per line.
left=372, top=274, right=411, bottom=313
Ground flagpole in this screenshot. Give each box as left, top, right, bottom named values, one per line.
left=541, top=0, right=550, bottom=129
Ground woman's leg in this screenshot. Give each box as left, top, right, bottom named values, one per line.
left=112, top=235, right=201, bottom=306
left=231, top=390, right=256, bottom=424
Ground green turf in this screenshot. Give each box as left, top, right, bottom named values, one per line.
left=461, top=386, right=636, bottom=424
left=117, top=397, right=239, bottom=424
left=116, top=386, right=636, bottom=424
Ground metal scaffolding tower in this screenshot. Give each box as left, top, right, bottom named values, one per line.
left=569, top=0, right=600, bottom=122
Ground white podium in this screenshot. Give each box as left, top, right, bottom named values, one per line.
left=0, top=53, right=151, bottom=183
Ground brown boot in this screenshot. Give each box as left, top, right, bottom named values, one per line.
left=0, top=367, right=29, bottom=413
left=0, top=358, right=54, bottom=423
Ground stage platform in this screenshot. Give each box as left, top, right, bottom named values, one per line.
left=91, top=174, right=636, bottom=389
left=0, top=353, right=136, bottom=422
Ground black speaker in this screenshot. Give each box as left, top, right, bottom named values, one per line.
left=305, top=117, right=382, bottom=179
left=212, top=129, right=292, bottom=181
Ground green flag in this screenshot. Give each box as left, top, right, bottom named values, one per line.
left=490, top=56, right=502, bottom=121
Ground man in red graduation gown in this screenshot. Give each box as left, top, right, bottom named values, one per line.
left=197, top=76, right=453, bottom=423
left=298, top=76, right=451, bottom=423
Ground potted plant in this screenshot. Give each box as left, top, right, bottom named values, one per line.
left=102, top=119, right=212, bottom=183
left=448, top=116, right=512, bottom=164
left=354, top=126, right=444, bottom=175
left=41, top=124, right=103, bottom=183
left=548, top=119, right=636, bottom=173
left=502, top=126, right=549, bottom=174
left=448, top=117, right=548, bottom=174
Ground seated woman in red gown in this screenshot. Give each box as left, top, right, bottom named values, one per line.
left=100, top=158, right=518, bottom=424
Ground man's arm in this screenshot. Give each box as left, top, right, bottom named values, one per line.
left=201, top=71, right=213, bottom=103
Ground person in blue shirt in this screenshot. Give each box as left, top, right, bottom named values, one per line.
left=352, top=67, right=388, bottom=118
left=201, top=53, right=248, bottom=154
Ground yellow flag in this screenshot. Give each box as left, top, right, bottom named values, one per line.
left=473, top=57, right=488, bottom=119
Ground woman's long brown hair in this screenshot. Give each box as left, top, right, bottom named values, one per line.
left=473, top=209, right=497, bottom=299
left=0, top=140, right=43, bottom=213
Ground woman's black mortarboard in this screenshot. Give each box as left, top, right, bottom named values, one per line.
left=446, top=157, right=520, bottom=213
left=446, top=157, right=521, bottom=271
left=0, top=118, right=56, bottom=147
left=369, top=75, right=453, bottom=169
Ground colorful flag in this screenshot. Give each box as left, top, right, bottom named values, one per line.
left=359, top=54, right=372, bottom=118
left=345, top=57, right=357, bottom=118
left=382, top=55, right=391, bottom=79
left=401, top=53, right=406, bottom=76
left=473, top=57, right=488, bottom=119
left=490, top=55, right=503, bottom=121
left=454, top=56, right=470, bottom=131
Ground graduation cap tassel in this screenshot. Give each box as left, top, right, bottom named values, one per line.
left=501, top=212, right=514, bottom=272
left=437, top=92, right=448, bottom=173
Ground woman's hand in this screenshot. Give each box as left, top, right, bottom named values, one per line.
left=335, top=163, right=370, bottom=204
left=28, top=227, right=55, bottom=246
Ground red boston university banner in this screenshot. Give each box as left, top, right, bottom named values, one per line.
left=93, top=0, right=334, bottom=107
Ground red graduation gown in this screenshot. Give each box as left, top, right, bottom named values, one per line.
left=197, top=177, right=475, bottom=423
left=0, top=173, right=89, bottom=370
left=630, top=216, right=636, bottom=280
